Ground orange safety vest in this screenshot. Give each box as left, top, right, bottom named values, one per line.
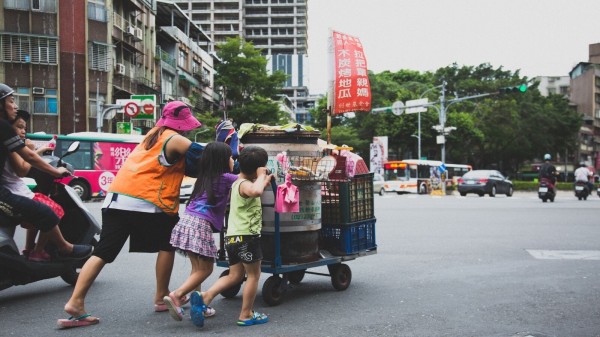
left=109, top=129, right=185, bottom=214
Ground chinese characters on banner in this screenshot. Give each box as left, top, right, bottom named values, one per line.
left=332, top=30, right=372, bottom=115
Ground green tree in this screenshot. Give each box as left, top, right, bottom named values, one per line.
left=215, top=37, right=288, bottom=124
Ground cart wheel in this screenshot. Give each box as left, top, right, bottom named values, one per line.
left=219, top=269, right=242, bottom=299
left=329, top=264, right=352, bottom=291
left=262, top=275, right=284, bottom=306
left=287, top=269, right=306, bottom=285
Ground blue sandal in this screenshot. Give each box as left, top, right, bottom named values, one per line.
left=237, top=311, right=269, bottom=326
left=190, top=291, right=206, bottom=327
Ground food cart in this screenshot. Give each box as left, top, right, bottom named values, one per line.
left=215, top=127, right=377, bottom=306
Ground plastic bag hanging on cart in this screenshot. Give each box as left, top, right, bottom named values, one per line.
left=275, top=174, right=299, bottom=213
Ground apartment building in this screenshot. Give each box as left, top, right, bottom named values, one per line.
left=176, top=0, right=313, bottom=123
left=0, top=0, right=215, bottom=134
left=569, top=43, right=600, bottom=169
left=534, top=76, right=570, bottom=97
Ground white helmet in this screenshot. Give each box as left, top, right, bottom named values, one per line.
left=543, top=154, right=551, bottom=160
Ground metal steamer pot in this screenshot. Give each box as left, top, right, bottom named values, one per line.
left=241, top=130, right=322, bottom=263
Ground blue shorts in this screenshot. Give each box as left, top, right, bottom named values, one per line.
left=0, top=186, right=57, bottom=231
left=225, top=235, right=263, bottom=265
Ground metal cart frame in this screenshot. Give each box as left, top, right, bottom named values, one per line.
left=216, top=178, right=376, bottom=306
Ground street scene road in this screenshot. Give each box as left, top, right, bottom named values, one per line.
left=1, top=191, right=599, bottom=337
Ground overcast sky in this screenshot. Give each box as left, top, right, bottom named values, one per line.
left=307, top=0, right=600, bottom=95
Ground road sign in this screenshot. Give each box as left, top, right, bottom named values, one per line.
left=131, top=94, right=156, bottom=120
left=117, top=122, right=131, bottom=134
left=123, top=102, right=139, bottom=117
left=143, top=103, right=154, bottom=114
left=392, top=101, right=405, bottom=116
left=405, top=98, right=428, bottom=114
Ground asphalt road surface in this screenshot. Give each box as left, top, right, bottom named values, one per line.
left=1, top=191, right=599, bottom=337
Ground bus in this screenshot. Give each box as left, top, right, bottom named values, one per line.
left=27, top=132, right=144, bottom=200
left=379, top=159, right=472, bottom=194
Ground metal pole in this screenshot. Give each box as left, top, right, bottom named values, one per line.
left=440, top=81, right=447, bottom=163
left=418, top=111, right=421, bottom=159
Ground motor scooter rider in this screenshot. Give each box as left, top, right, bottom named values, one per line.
left=539, top=154, right=558, bottom=189
left=574, top=162, right=595, bottom=193
left=0, top=83, right=92, bottom=259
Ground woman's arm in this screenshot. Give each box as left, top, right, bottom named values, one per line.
left=165, top=134, right=193, bottom=161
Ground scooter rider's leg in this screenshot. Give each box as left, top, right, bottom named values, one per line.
left=44, top=225, right=93, bottom=258
left=64, top=255, right=106, bottom=317
left=155, top=250, right=175, bottom=306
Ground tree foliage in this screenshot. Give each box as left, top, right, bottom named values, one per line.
left=308, top=63, right=582, bottom=176
left=215, top=37, right=288, bottom=124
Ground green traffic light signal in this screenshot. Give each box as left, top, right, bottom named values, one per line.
left=498, top=84, right=528, bottom=94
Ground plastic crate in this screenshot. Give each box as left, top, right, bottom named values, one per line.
left=320, top=219, right=377, bottom=256
left=321, top=173, right=374, bottom=224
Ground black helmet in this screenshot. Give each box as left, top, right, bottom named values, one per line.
left=0, top=83, right=15, bottom=101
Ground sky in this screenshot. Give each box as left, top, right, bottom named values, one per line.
left=307, top=0, right=600, bottom=95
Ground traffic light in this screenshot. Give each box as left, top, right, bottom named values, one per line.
left=498, top=84, right=528, bottom=94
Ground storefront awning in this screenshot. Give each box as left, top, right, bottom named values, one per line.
left=178, top=71, right=199, bottom=87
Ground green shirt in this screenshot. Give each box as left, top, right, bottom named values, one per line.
left=226, top=179, right=263, bottom=236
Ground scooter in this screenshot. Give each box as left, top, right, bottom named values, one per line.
left=538, top=177, right=556, bottom=203
left=574, top=181, right=590, bottom=201
left=0, top=141, right=101, bottom=291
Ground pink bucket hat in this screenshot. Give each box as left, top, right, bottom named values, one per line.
left=155, top=100, right=201, bottom=131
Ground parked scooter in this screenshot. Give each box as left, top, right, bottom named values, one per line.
left=538, top=177, right=556, bottom=203
left=0, top=141, right=101, bottom=291
left=574, top=181, right=590, bottom=201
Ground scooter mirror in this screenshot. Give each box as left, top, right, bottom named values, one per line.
left=64, top=141, right=80, bottom=157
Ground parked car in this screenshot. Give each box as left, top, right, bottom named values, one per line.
left=373, top=173, right=385, bottom=195
left=179, top=176, right=196, bottom=201
left=457, top=170, right=513, bottom=197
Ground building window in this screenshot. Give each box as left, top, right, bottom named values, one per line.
left=31, top=0, right=57, bottom=13
left=32, top=89, right=57, bottom=115
left=4, top=0, right=29, bottom=10
left=0, top=33, right=58, bottom=65
left=88, top=1, right=107, bottom=22
left=14, top=88, right=31, bottom=112
left=88, top=42, right=110, bottom=71
left=178, top=49, right=188, bottom=69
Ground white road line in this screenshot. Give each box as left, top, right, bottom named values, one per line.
left=526, top=250, right=600, bottom=260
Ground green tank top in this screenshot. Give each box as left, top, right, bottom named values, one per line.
left=226, top=179, right=263, bottom=236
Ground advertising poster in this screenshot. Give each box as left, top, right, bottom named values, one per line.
left=370, top=136, right=388, bottom=175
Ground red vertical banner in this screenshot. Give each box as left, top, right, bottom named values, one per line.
left=331, top=31, right=372, bottom=115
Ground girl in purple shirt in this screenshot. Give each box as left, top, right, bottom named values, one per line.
left=164, top=142, right=237, bottom=324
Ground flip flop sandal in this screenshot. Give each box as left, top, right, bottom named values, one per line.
left=204, top=306, right=216, bottom=318
left=237, top=311, right=269, bottom=327
left=163, top=295, right=184, bottom=321
left=190, top=291, right=206, bottom=327
left=57, top=314, right=100, bottom=329
left=154, top=303, right=168, bottom=312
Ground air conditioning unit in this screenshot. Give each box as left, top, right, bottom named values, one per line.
left=178, top=96, right=191, bottom=106
left=134, top=27, right=143, bottom=41
left=115, top=63, right=126, bottom=75
left=32, top=87, right=45, bottom=95
left=126, top=25, right=136, bottom=36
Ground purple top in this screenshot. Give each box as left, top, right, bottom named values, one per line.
left=185, top=173, right=238, bottom=232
